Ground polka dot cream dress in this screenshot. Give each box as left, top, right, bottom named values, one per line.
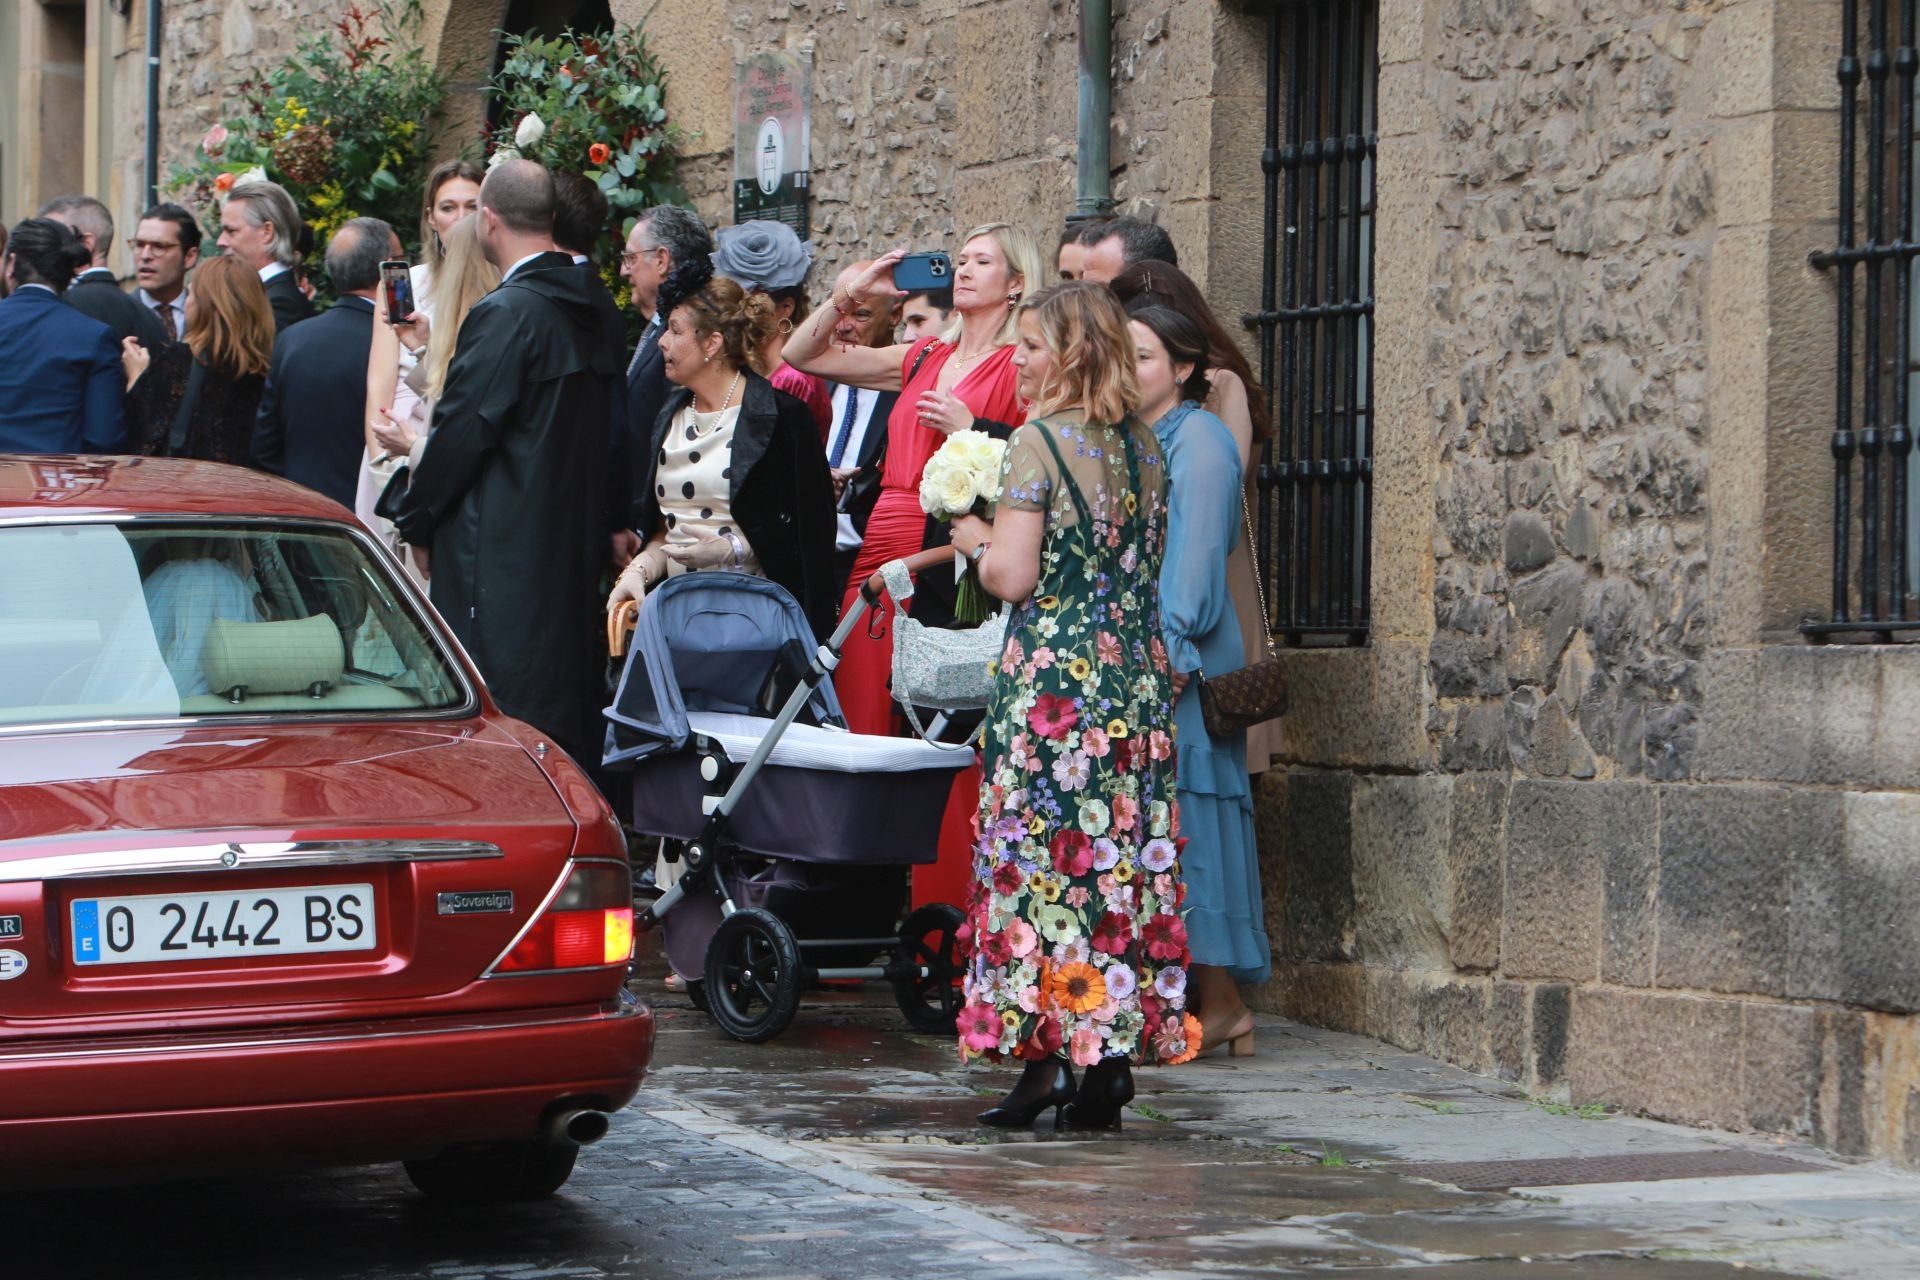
left=653, top=402, right=762, bottom=577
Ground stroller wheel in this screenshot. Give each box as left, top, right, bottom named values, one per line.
left=892, top=903, right=966, bottom=1035
left=703, top=907, right=803, bottom=1042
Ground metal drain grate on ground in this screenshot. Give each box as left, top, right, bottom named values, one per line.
left=1395, top=1149, right=1827, bottom=1191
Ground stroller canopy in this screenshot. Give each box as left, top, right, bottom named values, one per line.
left=604, top=572, right=844, bottom=766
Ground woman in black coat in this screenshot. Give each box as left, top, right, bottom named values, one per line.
left=119, top=255, right=275, bottom=464
left=607, top=261, right=836, bottom=636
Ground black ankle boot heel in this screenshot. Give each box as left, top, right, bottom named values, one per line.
left=1056, top=1057, right=1134, bottom=1131
left=978, top=1060, right=1076, bottom=1128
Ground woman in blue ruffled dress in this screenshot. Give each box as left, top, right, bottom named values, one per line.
left=1128, top=306, right=1271, bottom=1056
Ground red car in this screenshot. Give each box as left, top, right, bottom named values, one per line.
left=0, top=456, right=651, bottom=1199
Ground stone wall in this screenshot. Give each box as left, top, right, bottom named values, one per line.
left=1251, top=0, right=1920, bottom=1169
left=157, top=0, right=361, bottom=173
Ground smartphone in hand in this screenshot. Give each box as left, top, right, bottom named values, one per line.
left=892, top=252, right=952, bottom=293
left=380, top=259, right=414, bottom=323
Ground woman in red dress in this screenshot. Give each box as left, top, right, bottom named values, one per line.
left=786, top=224, right=1045, bottom=904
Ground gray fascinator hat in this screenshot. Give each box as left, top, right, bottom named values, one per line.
left=711, top=220, right=815, bottom=291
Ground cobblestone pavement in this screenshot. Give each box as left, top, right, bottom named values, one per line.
left=9, top=943, right=1917, bottom=1279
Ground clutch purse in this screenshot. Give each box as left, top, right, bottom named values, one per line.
left=1193, top=500, right=1289, bottom=740
left=373, top=464, right=410, bottom=523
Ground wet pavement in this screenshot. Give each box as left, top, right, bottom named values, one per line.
left=6, top=938, right=1918, bottom=1278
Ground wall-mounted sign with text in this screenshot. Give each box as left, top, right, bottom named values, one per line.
left=733, top=50, right=812, bottom=237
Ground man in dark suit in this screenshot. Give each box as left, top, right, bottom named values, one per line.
left=219, top=181, right=314, bottom=332
left=619, top=204, right=712, bottom=531
left=38, top=196, right=169, bottom=351
left=823, top=260, right=902, bottom=595
left=552, top=171, right=637, bottom=570
left=252, top=218, right=394, bottom=508
left=0, top=218, right=124, bottom=453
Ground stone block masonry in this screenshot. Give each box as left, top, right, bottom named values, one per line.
left=1248, top=0, right=1920, bottom=1172
left=1254, top=776, right=1920, bottom=1163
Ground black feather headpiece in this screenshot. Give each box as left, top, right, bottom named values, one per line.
left=656, top=254, right=714, bottom=318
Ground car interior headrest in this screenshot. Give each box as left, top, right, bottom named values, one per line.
left=201, top=614, right=345, bottom=702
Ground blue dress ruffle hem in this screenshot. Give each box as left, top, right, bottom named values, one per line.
left=1154, top=401, right=1271, bottom=984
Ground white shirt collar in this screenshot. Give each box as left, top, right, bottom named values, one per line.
left=570, top=253, right=589, bottom=266
left=503, top=252, right=546, bottom=283
left=137, top=287, right=187, bottom=312
left=258, top=262, right=290, bottom=284
left=16, top=282, right=57, bottom=296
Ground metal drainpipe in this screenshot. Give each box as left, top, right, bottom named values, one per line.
left=1070, top=0, right=1115, bottom=225
left=145, top=0, right=162, bottom=206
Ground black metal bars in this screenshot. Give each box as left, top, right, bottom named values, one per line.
left=1245, top=0, right=1378, bottom=644
left=1809, top=0, right=1920, bottom=637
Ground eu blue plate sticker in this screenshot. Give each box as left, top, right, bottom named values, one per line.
left=71, top=900, right=101, bottom=964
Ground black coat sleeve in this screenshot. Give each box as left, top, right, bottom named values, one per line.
left=251, top=340, right=290, bottom=476
left=780, top=397, right=840, bottom=637
left=393, top=301, right=522, bottom=547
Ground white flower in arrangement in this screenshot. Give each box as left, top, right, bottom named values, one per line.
left=486, top=146, right=520, bottom=173
left=235, top=165, right=268, bottom=189
left=514, top=112, right=547, bottom=149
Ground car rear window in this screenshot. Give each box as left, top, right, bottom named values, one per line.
left=0, top=522, right=469, bottom=727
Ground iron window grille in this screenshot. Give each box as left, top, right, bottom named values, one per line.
left=1810, top=0, right=1920, bottom=638
left=1245, top=0, right=1378, bottom=646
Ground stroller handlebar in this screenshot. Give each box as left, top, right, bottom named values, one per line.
left=862, top=546, right=961, bottom=606
left=606, top=544, right=965, bottom=660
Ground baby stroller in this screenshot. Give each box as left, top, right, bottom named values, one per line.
left=605, top=550, right=975, bottom=1043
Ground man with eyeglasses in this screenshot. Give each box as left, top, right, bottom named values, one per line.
left=618, top=206, right=712, bottom=531
left=130, top=204, right=202, bottom=345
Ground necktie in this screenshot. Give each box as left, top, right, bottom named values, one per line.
left=156, top=302, right=177, bottom=343
left=828, top=386, right=861, bottom=468
left=627, top=313, right=661, bottom=377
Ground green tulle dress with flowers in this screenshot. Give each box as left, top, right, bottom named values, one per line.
left=957, top=414, right=1200, bottom=1068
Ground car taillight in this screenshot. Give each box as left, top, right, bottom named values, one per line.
left=492, top=862, right=633, bottom=974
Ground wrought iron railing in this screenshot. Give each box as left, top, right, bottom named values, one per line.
left=1809, top=0, right=1920, bottom=638
left=1245, top=0, right=1377, bottom=646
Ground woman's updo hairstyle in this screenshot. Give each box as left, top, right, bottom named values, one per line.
left=1127, top=305, right=1213, bottom=405
left=5, top=218, right=92, bottom=294
left=661, top=255, right=780, bottom=377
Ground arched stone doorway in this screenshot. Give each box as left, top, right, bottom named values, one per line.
left=415, top=0, right=732, bottom=218
left=416, top=0, right=611, bottom=157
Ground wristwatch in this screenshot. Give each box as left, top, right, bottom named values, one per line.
left=968, top=541, right=990, bottom=565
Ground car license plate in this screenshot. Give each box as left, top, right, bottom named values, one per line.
left=70, top=884, right=376, bottom=966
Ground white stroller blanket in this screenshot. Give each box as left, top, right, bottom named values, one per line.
left=686, top=711, right=973, bottom=774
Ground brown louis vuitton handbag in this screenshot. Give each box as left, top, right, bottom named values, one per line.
left=1193, top=501, right=1289, bottom=739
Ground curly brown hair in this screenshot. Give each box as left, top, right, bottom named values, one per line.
left=674, top=275, right=781, bottom=376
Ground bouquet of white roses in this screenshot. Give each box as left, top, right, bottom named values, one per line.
left=919, top=430, right=1006, bottom=623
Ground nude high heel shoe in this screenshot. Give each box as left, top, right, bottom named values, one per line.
left=1203, top=1009, right=1257, bottom=1058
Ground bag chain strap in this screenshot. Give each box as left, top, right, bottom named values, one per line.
left=1242, top=495, right=1278, bottom=661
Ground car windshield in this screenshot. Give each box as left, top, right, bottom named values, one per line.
left=0, top=522, right=468, bottom=728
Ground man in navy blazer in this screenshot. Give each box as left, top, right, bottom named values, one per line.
left=619, top=205, right=712, bottom=531
left=0, top=219, right=124, bottom=454
left=252, top=218, right=395, bottom=508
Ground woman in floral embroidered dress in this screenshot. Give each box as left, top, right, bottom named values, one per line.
left=948, top=282, right=1199, bottom=1132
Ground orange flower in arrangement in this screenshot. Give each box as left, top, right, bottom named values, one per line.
left=589, top=142, right=611, bottom=166
left=213, top=172, right=237, bottom=193
left=1049, top=962, right=1108, bottom=1016
left=1168, top=1012, right=1205, bottom=1065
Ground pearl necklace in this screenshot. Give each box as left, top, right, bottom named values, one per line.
left=690, top=370, right=742, bottom=435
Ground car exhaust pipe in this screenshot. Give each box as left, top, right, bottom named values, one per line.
left=545, top=1108, right=611, bottom=1147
